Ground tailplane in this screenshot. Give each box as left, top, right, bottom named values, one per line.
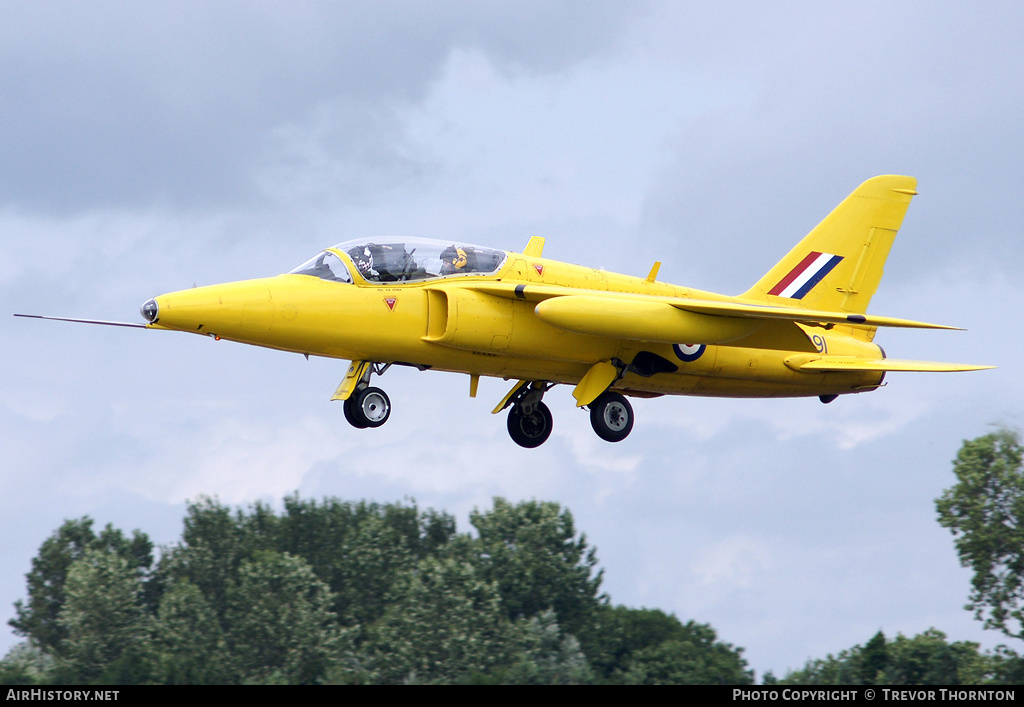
left=742, top=175, right=917, bottom=314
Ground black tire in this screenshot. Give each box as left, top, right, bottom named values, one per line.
left=347, top=387, right=391, bottom=428
left=343, top=395, right=368, bottom=428
left=507, top=401, right=553, bottom=448
left=589, top=392, right=633, bottom=442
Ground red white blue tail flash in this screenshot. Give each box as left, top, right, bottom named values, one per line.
left=768, top=252, right=844, bottom=299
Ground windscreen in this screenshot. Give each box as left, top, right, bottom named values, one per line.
left=288, top=250, right=353, bottom=283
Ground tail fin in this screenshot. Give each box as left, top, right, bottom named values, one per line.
left=742, top=175, right=917, bottom=314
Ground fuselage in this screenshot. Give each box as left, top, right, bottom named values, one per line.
left=19, top=176, right=987, bottom=448
left=145, top=237, right=885, bottom=400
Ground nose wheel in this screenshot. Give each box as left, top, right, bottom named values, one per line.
left=339, top=361, right=394, bottom=429
left=344, top=386, right=391, bottom=428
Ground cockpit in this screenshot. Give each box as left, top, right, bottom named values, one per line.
left=289, top=237, right=508, bottom=284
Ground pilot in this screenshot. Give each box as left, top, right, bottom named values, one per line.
left=348, top=245, right=379, bottom=280
left=439, top=246, right=469, bottom=275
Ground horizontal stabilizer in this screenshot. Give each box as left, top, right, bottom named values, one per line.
left=785, top=354, right=994, bottom=373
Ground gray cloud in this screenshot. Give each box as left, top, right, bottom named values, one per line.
left=0, top=1, right=646, bottom=213
left=636, top=3, right=1024, bottom=291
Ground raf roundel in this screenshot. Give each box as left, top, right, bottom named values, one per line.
left=673, top=343, right=706, bottom=362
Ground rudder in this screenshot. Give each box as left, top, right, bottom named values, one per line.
left=742, top=175, right=917, bottom=314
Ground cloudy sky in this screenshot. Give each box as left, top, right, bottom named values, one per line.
left=3, top=1, right=1023, bottom=678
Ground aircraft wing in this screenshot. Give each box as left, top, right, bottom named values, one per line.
left=469, top=284, right=962, bottom=346
left=665, top=298, right=960, bottom=330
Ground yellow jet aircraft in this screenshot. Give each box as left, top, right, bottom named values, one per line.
left=17, top=176, right=991, bottom=447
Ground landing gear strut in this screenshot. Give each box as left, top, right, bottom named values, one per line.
left=505, top=382, right=554, bottom=448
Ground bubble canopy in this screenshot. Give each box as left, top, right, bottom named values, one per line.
left=289, top=237, right=508, bottom=283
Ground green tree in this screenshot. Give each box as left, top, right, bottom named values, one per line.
left=585, top=605, right=691, bottom=679
left=620, top=620, right=753, bottom=685
left=224, top=551, right=343, bottom=684
left=501, top=610, right=595, bottom=684
left=56, top=549, right=152, bottom=684
left=9, top=518, right=152, bottom=654
left=470, top=498, right=603, bottom=637
left=159, top=497, right=267, bottom=623
left=782, top=629, right=995, bottom=685
left=361, top=556, right=512, bottom=684
left=274, top=496, right=456, bottom=625
left=936, top=429, right=1024, bottom=640
left=9, top=494, right=758, bottom=685
left=153, top=578, right=231, bottom=684
left=161, top=495, right=457, bottom=628
left=581, top=605, right=751, bottom=683
left=883, top=630, right=991, bottom=685
left=988, top=645, right=1024, bottom=684
left=859, top=630, right=889, bottom=683
left=312, top=513, right=417, bottom=626
left=0, top=643, right=54, bottom=685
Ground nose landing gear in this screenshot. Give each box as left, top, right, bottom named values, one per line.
left=344, top=386, right=391, bottom=428
left=338, top=361, right=393, bottom=429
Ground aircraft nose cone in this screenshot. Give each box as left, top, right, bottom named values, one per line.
left=140, top=298, right=159, bottom=323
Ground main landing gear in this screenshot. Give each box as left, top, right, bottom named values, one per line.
left=501, top=381, right=635, bottom=448
left=588, top=391, right=634, bottom=443
left=506, top=382, right=554, bottom=448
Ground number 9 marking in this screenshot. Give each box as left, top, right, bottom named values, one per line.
left=811, top=334, right=828, bottom=354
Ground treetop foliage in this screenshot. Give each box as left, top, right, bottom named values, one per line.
left=936, top=428, right=1024, bottom=640
left=9, top=518, right=152, bottom=656
left=11, top=427, right=1024, bottom=685
left=4, top=494, right=750, bottom=685
left=777, top=629, right=1021, bottom=685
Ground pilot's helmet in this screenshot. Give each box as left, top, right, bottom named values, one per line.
left=350, top=246, right=374, bottom=275
left=440, top=246, right=468, bottom=274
